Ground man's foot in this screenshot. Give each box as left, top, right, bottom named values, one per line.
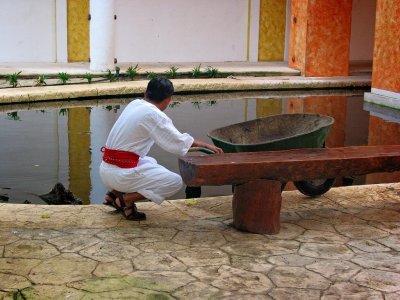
left=115, top=192, right=146, bottom=221
left=103, top=191, right=122, bottom=211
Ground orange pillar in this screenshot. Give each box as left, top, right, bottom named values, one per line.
left=369, top=0, right=400, bottom=106
left=289, top=0, right=352, bottom=77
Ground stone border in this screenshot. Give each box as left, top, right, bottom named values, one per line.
left=0, top=76, right=371, bottom=104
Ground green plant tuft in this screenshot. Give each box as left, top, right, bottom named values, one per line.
left=6, top=71, right=22, bottom=88
left=146, top=71, right=158, bottom=80
left=206, top=66, right=219, bottom=78
left=104, top=69, right=117, bottom=82
left=58, top=72, right=71, bottom=84
left=84, top=72, right=93, bottom=84
left=165, top=66, right=179, bottom=78
left=191, top=64, right=202, bottom=78
left=11, top=289, right=25, bottom=300
left=35, top=74, right=47, bottom=86
left=126, top=64, right=140, bottom=80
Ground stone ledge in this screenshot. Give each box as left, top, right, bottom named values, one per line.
left=0, top=76, right=371, bottom=104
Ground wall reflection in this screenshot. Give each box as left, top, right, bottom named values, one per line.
left=68, top=108, right=91, bottom=204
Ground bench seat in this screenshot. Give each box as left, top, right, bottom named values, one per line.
left=179, top=145, right=400, bottom=234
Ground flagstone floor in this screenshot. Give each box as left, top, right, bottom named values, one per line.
left=1, top=183, right=400, bottom=299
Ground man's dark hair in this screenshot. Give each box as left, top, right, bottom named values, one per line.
left=145, top=77, right=174, bottom=103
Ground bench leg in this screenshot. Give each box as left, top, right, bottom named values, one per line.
left=232, top=179, right=282, bottom=234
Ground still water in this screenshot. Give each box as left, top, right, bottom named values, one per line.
left=1, top=90, right=399, bottom=204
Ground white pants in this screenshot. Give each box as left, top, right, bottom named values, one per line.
left=99, top=156, right=183, bottom=204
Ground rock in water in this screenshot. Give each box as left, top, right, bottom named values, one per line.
left=39, top=183, right=83, bottom=205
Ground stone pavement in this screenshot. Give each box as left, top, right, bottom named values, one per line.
left=1, top=183, right=400, bottom=299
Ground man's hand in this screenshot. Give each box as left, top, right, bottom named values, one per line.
left=192, top=140, right=224, bottom=154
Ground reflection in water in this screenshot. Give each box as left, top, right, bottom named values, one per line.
left=7, top=111, right=21, bottom=121
left=0, top=91, right=399, bottom=204
left=367, top=115, right=400, bottom=184
left=68, top=108, right=91, bottom=205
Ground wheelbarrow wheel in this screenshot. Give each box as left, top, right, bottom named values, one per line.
left=294, top=178, right=336, bottom=197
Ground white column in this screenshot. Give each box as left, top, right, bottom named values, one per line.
left=248, top=0, right=260, bottom=62
left=284, top=0, right=291, bottom=62
left=55, top=0, right=68, bottom=63
left=90, top=0, right=115, bottom=71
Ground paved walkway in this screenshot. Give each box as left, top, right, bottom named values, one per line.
left=1, top=183, right=400, bottom=299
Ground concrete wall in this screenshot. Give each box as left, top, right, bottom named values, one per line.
left=114, top=0, right=250, bottom=62
left=0, top=0, right=67, bottom=63
left=0, top=0, right=380, bottom=65
left=349, top=0, right=376, bottom=61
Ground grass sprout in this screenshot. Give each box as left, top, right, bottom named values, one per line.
left=191, top=64, right=202, bottom=78
left=165, top=66, right=179, bottom=78
left=84, top=72, right=93, bottom=84
left=206, top=66, right=219, bottom=78
left=146, top=71, right=158, bottom=80
left=35, top=74, right=47, bottom=86
left=58, top=72, right=71, bottom=84
left=104, top=69, right=116, bottom=82
left=126, top=64, right=140, bottom=80
left=6, top=71, right=22, bottom=87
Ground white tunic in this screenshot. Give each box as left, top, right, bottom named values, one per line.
left=99, top=99, right=194, bottom=204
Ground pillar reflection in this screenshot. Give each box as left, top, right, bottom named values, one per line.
left=367, top=115, right=400, bottom=184
left=68, top=107, right=91, bottom=204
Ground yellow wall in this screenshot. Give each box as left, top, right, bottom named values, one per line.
left=67, top=0, right=90, bottom=62
left=258, top=0, right=287, bottom=61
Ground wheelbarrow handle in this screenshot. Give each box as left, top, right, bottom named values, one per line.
left=188, top=147, right=216, bottom=154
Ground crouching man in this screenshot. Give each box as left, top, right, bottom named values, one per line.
left=100, top=77, right=222, bottom=220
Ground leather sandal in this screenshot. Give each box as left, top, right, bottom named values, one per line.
left=103, top=191, right=122, bottom=212
left=116, top=192, right=146, bottom=221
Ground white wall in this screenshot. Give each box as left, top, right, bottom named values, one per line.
left=0, top=0, right=59, bottom=62
left=115, top=0, right=249, bottom=62
left=349, top=0, right=376, bottom=61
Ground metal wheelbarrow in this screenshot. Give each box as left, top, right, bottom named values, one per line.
left=186, top=113, right=335, bottom=198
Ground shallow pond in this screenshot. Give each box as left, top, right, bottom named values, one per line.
left=1, top=89, right=399, bottom=205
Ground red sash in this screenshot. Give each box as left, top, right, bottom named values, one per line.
left=101, top=147, right=139, bottom=168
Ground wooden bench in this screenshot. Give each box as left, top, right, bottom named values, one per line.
left=179, top=145, right=400, bottom=234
